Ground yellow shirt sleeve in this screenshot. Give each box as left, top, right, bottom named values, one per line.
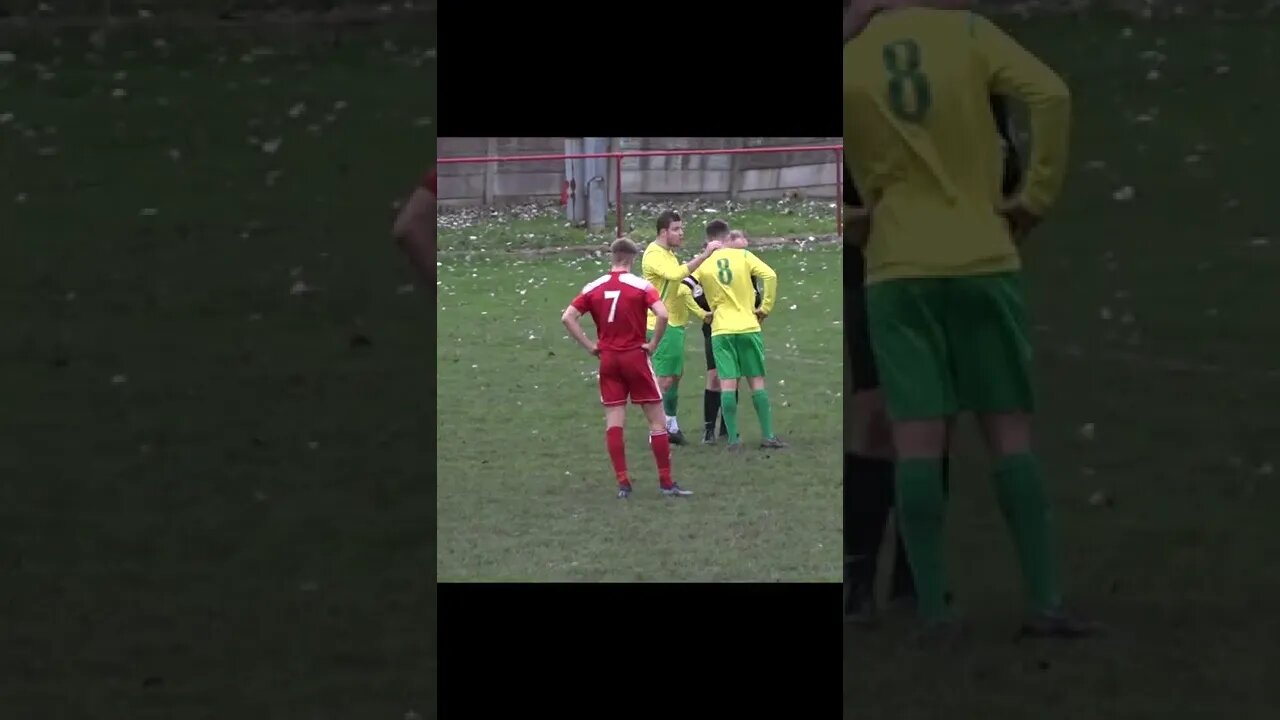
left=972, top=13, right=1071, bottom=217
left=683, top=286, right=707, bottom=321
left=667, top=282, right=702, bottom=326
left=746, top=252, right=778, bottom=315
left=645, top=247, right=691, bottom=282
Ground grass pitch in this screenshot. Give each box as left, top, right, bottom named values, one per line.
left=436, top=235, right=842, bottom=582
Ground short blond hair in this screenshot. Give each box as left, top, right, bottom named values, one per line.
left=610, top=237, right=639, bottom=260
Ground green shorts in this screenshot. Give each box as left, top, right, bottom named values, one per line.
left=710, top=332, right=766, bottom=380
left=648, top=326, right=685, bottom=377
left=865, top=271, right=1034, bottom=421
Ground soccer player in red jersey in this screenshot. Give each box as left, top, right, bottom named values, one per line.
left=393, top=167, right=437, bottom=294
left=561, top=238, right=695, bottom=499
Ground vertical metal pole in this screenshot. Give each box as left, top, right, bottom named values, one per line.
left=572, top=144, right=588, bottom=227
left=835, top=148, right=844, bottom=236
left=584, top=138, right=608, bottom=231
left=563, top=139, right=575, bottom=223
left=614, top=152, right=623, bottom=238
left=727, top=138, right=746, bottom=201
left=483, top=137, right=497, bottom=205
left=564, top=138, right=585, bottom=226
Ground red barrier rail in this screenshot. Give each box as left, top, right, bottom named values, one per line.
left=438, top=144, right=844, bottom=239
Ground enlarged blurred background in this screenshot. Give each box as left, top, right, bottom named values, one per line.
left=845, top=2, right=1280, bottom=719
left=0, top=2, right=436, bottom=717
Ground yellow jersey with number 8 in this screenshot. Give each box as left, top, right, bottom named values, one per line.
left=691, top=248, right=778, bottom=336
left=843, top=9, right=1070, bottom=284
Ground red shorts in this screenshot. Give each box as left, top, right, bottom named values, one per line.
left=598, top=348, right=662, bottom=407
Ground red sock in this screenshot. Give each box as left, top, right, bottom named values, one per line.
left=606, top=426, right=628, bottom=486
left=649, top=430, right=672, bottom=488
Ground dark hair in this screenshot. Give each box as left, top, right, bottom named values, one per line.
left=705, top=219, right=730, bottom=240
left=610, top=237, right=639, bottom=258
left=655, top=210, right=682, bottom=234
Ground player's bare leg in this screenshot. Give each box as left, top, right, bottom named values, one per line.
left=604, top=404, right=631, bottom=498
left=640, top=401, right=692, bottom=496
left=745, top=375, right=786, bottom=448
left=657, top=375, right=687, bottom=445
left=978, top=412, right=1100, bottom=638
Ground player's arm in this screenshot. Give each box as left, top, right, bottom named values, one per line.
left=746, top=252, right=779, bottom=318
left=990, top=95, right=1025, bottom=198
left=687, top=277, right=713, bottom=315
left=843, top=157, right=871, bottom=249
left=645, top=290, right=669, bottom=354
left=393, top=172, right=437, bottom=292
left=647, top=240, right=724, bottom=281
left=679, top=282, right=709, bottom=323
left=690, top=264, right=721, bottom=321
left=561, top=295, right=598, bottom=355
left=975, top=14, right=1071, bottom=231
left=690, top=264, right=711, bottom=294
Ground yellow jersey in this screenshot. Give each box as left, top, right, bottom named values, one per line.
left=671, top=282, right=708, bottom=328
left=641, top=241, right=692, bottom=331
left=843, top=9, right=1070, bottom=284
left=691, top=248, right=777, bottom=336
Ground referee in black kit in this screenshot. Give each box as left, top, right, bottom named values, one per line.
left=844, top=96, right=1025, bottom=623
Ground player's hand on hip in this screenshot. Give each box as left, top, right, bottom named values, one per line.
left=755, top=310, right=768, bottom=323
left=844, top=206, right=870, bottom=249
left=999, top=199, right=1042, bottom=244
left=642, top=341, right=657, bottom=355
left=704, top=310, right=714, bottom=324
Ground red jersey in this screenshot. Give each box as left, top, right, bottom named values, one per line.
left=423, top=167, right=437, bottom=195
left=571, top=271, right=659, bottom=352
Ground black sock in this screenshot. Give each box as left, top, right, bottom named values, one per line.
left=703, top=389, right=719, bottom=431
left=845, top=452, right=895, bottom=590
left=891, top=456, right=950, bottom=599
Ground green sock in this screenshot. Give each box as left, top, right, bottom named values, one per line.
left=992, top=453, right=1062, bottom=613
left=750, top=389, right=775, bottom=439
left=662, top=383, right=679, bottom=417
left=719, top=390, right=740, bottom=443
left=895, top=458, right=950, bottom=621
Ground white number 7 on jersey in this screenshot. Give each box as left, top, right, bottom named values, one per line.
left=604, top=290, right=621, bottom=322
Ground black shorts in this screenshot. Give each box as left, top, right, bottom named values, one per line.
left=702, top=321, right=716, bottom=370
left=845, top=247, right=879, bottom=391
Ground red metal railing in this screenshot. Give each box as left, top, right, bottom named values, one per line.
left=438, top=143, right=844, bottom=239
